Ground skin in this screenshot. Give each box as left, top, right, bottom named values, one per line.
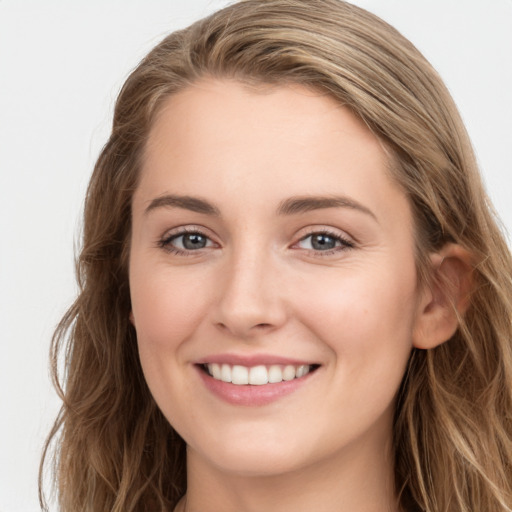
left=129, top=79, right=462, bottom=512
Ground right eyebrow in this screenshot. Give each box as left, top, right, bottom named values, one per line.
left=277, top=195, right=378, bottom=222
left=144, top=194, right=221, bottom=216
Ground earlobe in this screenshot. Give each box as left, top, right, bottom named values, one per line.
left=129, top=311, right=135, bottom=326
left=412, top=244, right=474, bottom=350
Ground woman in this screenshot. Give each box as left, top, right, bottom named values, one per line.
left=40, top=1, right=512, bottom=511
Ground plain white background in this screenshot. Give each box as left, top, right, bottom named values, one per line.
left=0, top=1, right=511, bottom=510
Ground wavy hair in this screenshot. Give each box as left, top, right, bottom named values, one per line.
left=40, top=1, right=512, bottom=510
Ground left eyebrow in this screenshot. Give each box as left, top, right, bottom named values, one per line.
left=144, top=194, right=221, bottom=216
left=277, top=195, right=377, bottom=222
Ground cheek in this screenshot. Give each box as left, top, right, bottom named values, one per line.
left=294, top=262, right=418, bottom=377
left=300, top=266, right=418, bottom=427
left=129, top=263, right=214, bottom=424
left=130, top=262, right=213, bottom=357
left=130, top=268, right=209, bottom=338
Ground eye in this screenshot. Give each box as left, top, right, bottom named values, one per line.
left=296, top=230, right=354, bottom=254
left=158, top=229, right=215, bottom=255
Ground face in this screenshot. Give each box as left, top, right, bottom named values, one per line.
left=129, top=79, right=424, bottom=477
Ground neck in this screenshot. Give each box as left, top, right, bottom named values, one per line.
left=179, top=429, right=400, bottom=512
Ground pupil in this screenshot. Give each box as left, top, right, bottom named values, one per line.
left=311, top=234, right=336, bottom=250
left=183, top=233, right=206, bottom=250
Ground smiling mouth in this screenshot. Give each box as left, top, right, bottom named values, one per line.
left=200, top=363, right=320, bottom=386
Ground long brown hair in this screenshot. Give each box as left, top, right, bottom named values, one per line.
left=40, top=1, right=512, bottom=510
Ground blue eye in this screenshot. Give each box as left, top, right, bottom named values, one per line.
left=174, top=232, right=209, bottom=250
left=159, top=230, right=214, bottom=254
left=158, top=228, right=353, bottom=256
left=297, top=231, right=353, bottom=252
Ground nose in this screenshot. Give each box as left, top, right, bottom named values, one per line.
left=212, top=248, right=288, bottom=340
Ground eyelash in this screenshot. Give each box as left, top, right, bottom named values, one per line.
left=157, top=227, right=355, bottom=257
left=157, top=227, right=214, bottom=257
left=295, top=228, right=355, bottom=256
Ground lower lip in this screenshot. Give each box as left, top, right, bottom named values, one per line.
left=196, top=366, right=316, bottom=406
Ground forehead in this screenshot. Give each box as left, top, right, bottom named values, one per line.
left=146, top=79, right=383, bottom=148
left=136, top=78, right=409, bottom=227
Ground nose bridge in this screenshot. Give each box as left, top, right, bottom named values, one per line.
left=214, top=238, right=285, bottom=338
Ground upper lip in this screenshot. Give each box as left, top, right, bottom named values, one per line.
left=195, top=353, right=318, bottom=366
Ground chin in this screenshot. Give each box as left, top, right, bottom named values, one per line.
left=186, top=425, right=315, bottom=477
left=204, top=450, right=307, bottom=478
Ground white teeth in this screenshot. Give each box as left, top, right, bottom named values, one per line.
left=221, top=364, right=232, bottom=383
left=231, top=365, right=249, bottom=385
left=248, top=365, right=268, bottom=385
left=283, top=365, right=296, bottom=381
left=296, top=365, right=307, bottom=378
left=206, top=363, right=313, bottom=385
left=268, top=365, right=283, bottom=383
left=211, top=363, right=221, bottom=380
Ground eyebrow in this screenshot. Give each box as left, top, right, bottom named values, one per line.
left=144, top=193, right=377, bottom=221
left=277, top=195, right=377, bottom=221
left=144, top=194, right=221, bottom=216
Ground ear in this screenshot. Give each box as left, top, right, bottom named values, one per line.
left=413, top=243, right=474, bottom=350
left=129, top=311, right=135, bottom=326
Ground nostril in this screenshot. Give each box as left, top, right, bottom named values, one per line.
left=215, top=321, right=274, bottom=335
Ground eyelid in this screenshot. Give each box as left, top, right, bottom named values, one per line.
left=156, top=224, right=355, bottom=257
left=296, top=225, right=355, bottom=242
left=159, top=224, right=213, bottom=239
left=157, top=225, right=219, bottom=254
left=291, top=226, right=356, bottom=254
